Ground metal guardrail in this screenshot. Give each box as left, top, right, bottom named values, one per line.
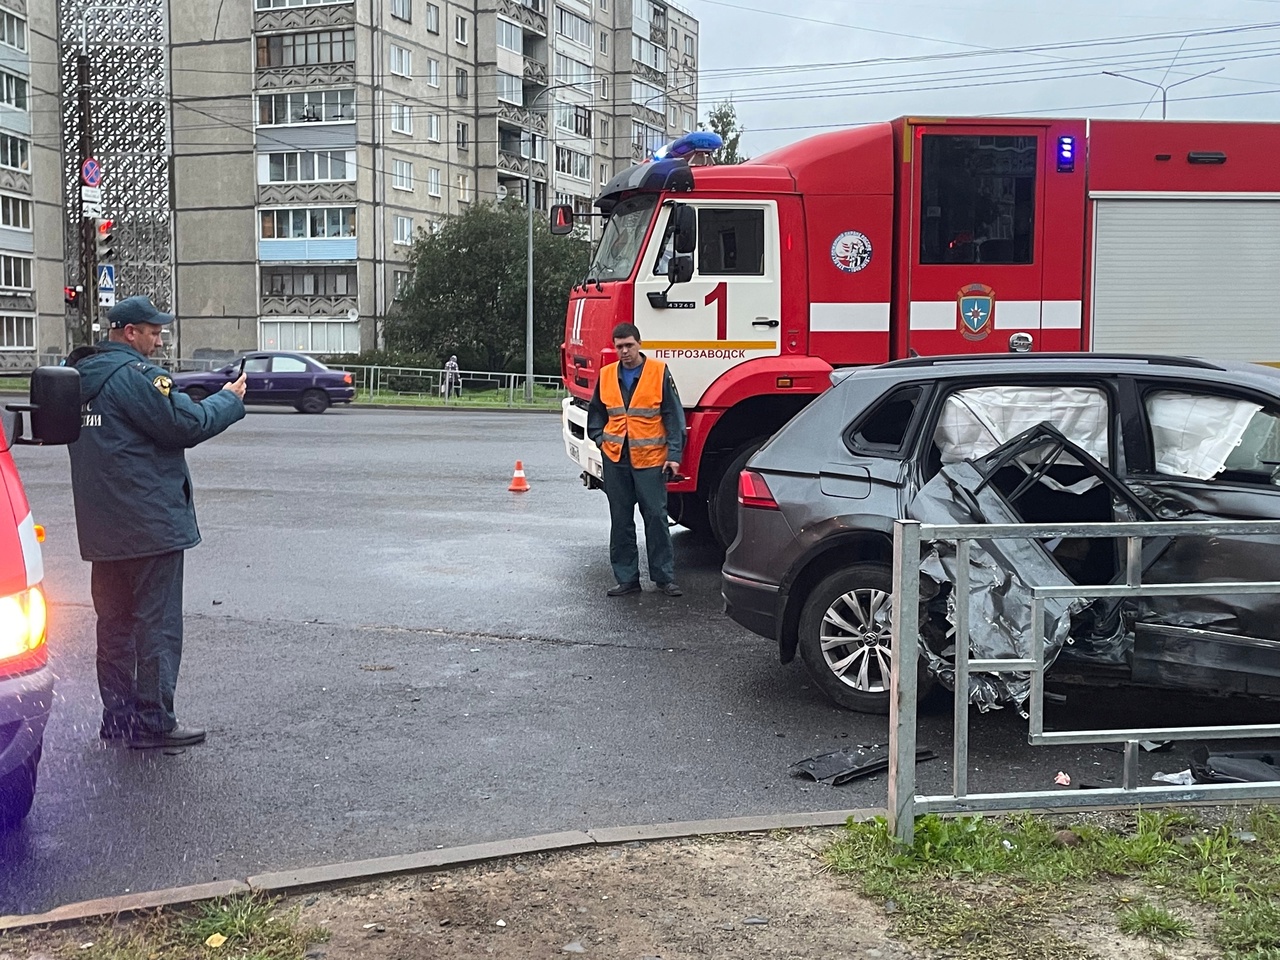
left=888, top=518, right=1280, bottom=846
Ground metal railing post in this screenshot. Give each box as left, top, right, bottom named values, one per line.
left=953, top=538, right=972, bottom=799
left=888, top=518, right=922, bottom=847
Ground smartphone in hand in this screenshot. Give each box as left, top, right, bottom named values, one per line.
left=236, top=357, right=246, bottom=378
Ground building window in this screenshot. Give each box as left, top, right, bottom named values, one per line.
left=497, top=71, right=522, bottom=105
left=682, top=110, right=693, bottom=132
left=684, top=34, right=694, bottom=56
left=426, top=57, right=439, bottom=86
left=553, top=52, right=592, bottom=87
left=454, top=14, right=468, bottom=44
left=456, top=68, right=468, bottom=98
left=259, top=207, right=357, bottom=239
left=391, top=102, right=412, bottom=134
left=599, top=31, right=608, bottom=54
left=600, top=162, right=609, bottom=186
left=555, top=102, right=592, bottom=137
left=393, top=270, right=411, bottom=298
left=263, top=150, right=355, bottom=183
left=555, top=146, right=590, bottom=181
left=631, top=119, right=664, bottom=156
left=556, top=7, right=591, bottom=47
left=394, top=215, right=414, bottom=245
left=0, top=12, right=25, bottom=52
left=671, top=26, right=677, bottom=48
left=599, top=76, right=609, bottom=100
left=258, top=88, right=354, bottom=125
left=427, top=167, right=441, bottom=196
left=0, top=72, right=27, bottom=110
left=599, top=116, right=609, bottom=143
left=0, top=133, right=28, bottom=171
left=0, top=255, right=31, bottom=290
left=425, top=2, right=440, bottom=32
left=261, top=265, right=356, bottom=297
left=669, top=106, right=677, bottom=127
left=390, top=0, right=411, bottom=21
left=0, top=195, right=30, bottom=230
left=256, top=29, right=356, bottom=68
left=599, top=0, right=607, bottom=9
left=918, top=134, right=1037, bottom=265
left=632, top=35, right=665, bottom=72
left=456, top=121, right=469, bottom=150
left=392, top=159, right=414, bottom=190
left=255, top=0, right=350, bottom=6
left=0, top=314, right=32, bottom=350
left=429, top=219, right=444, bottom=235
left=632, top=77, right=663, bottom=112
left=426, top=113, right=440, bottom=141
left=497, top=18, right=523, bottom=54
left=389, top=43, right=412, bottom=77
left=457, top=174, right=471, bottom=203
left=260, top=319, right=360, bottom=354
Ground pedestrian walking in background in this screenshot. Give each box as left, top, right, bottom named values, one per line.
left=587, top=322, right=686, bottom=597
left=65, top=297, right=247, bottom=749
left=442, top=355, right=462, bottom=399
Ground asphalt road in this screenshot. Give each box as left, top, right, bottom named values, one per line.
left=1, top=406, right=1274, bottom=914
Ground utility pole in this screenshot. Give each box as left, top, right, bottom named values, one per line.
left=76, top=51, right=97, bottom=347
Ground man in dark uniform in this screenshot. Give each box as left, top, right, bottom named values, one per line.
left=67, top=296, right=246, bottom=749
left=587, top=322, right=686, bottom=597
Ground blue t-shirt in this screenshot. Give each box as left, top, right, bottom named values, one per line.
left=619, top=362, right=642, bottom=395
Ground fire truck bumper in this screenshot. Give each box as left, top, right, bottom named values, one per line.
left=562, top=398, right=604, bottom=485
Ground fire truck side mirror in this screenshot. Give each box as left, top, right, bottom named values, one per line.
left=673, top=204, right=697, bottom=254
left=20, top=366, right=82, bottom=446
left=668, top=254, right=694, bottom=285
left=549, top=204, right=575, bottom=236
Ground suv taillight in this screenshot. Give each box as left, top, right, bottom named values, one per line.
left=739, top=470, right=780, bottom=510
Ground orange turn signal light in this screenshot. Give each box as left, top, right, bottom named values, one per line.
left=33, top=524, right=44, bottom=543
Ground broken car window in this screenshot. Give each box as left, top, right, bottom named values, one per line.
left=847, top=385, right=924, bottom=456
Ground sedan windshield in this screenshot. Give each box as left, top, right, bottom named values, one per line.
left=587, top=194, right=659, bottom=282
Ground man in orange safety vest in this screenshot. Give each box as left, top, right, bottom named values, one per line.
left=586, top=323, right=686, bottom=597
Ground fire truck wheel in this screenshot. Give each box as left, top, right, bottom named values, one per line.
left=0, top=743, right=40, bottom=830
left=710, top=441, right=765, bottom=549
left=668, top=492, right=713, bottom=537
left=797, top=563, right=936, bottom=714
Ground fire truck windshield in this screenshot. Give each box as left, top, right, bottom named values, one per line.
left=587, top=194, right=658, bottom=282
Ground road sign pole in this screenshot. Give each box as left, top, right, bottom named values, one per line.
left=76, top=53, right=96, bottom=347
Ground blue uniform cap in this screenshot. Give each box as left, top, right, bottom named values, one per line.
left=108, top=296, right=174, bottom=329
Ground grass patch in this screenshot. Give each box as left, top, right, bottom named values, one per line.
left=825, top=806, right=1280, bottom=960
left=0, top=894, right=327, bottom=960
left=358, top=388, right=561, bottom=409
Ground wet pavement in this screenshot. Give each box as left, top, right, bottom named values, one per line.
left=1, top=407, right=1275, bottom=914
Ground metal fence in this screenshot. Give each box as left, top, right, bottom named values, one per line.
left=888, top=517, right=1280, bottom=846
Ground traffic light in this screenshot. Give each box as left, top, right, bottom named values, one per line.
left=64, top=285, right=82, bottom=307
left=94, top=218, right=115, bottom=261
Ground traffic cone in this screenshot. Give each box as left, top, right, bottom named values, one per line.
left=508, top=460, right=530, bottom=493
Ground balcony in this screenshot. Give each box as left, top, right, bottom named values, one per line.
left=255, top=62, right=355, bottom=90
left=254, top=1, right=355, bottom=33
left=260, top=292, right=358, bottom=317
left=522, top=57, right=547, bottom=85
left=498, top=0, right=546, bottom=36
left=259, top=238, right=357, bottom=261
left=499, top=152, right=531, bottom=175
left=498, top=104, right=547, bottom=134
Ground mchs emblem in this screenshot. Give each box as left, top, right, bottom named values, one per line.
left=957, top=283, right=996, bottom=340
left=830, top=231, right=872, bottom=274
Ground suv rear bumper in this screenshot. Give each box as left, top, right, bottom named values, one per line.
left=722, top=571, right=780, bottom=641
left=0, top=663, right=53, bottom=778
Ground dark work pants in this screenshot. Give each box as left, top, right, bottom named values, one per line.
left=602, top=457, right=675, bottom=586
left=90, top=551, right=185, bottom=735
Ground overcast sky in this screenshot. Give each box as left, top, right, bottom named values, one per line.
left=684, top=0, right=1280, bottom=154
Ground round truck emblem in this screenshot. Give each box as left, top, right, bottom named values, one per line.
left=831, top=231, right=872, bottom=273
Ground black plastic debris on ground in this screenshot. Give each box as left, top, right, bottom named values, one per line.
left=1191, top=745, right=1280, bottom=783
left=789, top=745, right=938, bottom=786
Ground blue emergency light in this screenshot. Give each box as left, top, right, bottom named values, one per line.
left=651, top=131, right=724, bottom=161
left=1056, top=135, right=1076, bottom=173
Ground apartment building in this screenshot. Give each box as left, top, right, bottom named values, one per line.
left=0, top=0, right=60, bottom=368
left=56, top=0, right=697, bottom=357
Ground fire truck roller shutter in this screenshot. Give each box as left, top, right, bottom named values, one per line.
left=1091, top=198, right=1280, bottom=362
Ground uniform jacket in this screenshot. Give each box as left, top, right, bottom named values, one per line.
left=67, top=341, right=246, bottom=562
left=586, top=355, right=685, bottom=466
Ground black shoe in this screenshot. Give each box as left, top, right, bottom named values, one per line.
left=99, top=723, right=133, bottom=742
left=606, top=582, right=641, bottom=597
left=658, top=582, right=683, bottom=597
left=129, top=725, right=207, bottom=750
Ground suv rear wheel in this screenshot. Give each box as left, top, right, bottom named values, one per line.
left=797, top=562, right=936, bottom=713
left=0, top=743, right=40, bottom=830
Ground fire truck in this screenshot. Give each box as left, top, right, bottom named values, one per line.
left=557, top=116, right=1280, bottom=547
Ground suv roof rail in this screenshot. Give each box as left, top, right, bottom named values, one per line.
left=875, top=353, right=1223, bottom=371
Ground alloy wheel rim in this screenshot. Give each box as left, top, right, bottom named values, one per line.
left=819, top=587, right=893, bottom=693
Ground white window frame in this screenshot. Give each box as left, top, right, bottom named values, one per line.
left=0, top=313, right=33, bottom=350
left=258, top=207, right=357, bottom=240
left=426, top=57, right=440, bottom=86
left=457, top=174, right=472, bottom=203
left=599, top=31, right=608, bottom=54
left=555, top=146, right=590, bottom=181
left=389, top=43, right=412, bottom=78
left=0, top=71, right=28, bottom=111
left=393, top=270, right=411, bottom=298
left=391, top=101, right=413, bottom=134
left=390, top=0, right=411, bottom=21
left=257, top=88, right=355, bottom=126
left=454, top=14, right=468, bottom=44
left=392, top=159, right=414, bottom=191
left=555, top=7, right=591, bottom=47
left=425, top=2, right=440, bottom=32
left=456, top=121, right=469, bottom=150
left=0, top=132, right=28, bottom=171
left=394, top=215, right=414, bottom=245
left=0, top=254, right=32, bottom=291
left=427, top=167, right=442, bottom=197
left=0, top=12, right=26, bottom=52
left=496, top=71, right=523, bottom=105
left=497, top=18, right=523, bottom=54
left=684, top=34, right=694, bottom=56
left=258, top=318, right=360, bottom=355
left=426, top=113, right=440, bottom=142
left=262, top=149, right=356, bottom=184
left=0, top=194, right=31, bottom=230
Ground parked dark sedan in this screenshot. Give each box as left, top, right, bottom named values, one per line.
left=723, top=353, right=1280, bottom=714
left=171, top=352, right=355, bottom=413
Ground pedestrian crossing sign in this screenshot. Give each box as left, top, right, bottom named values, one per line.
left=98, top=265, right=115, bottom=291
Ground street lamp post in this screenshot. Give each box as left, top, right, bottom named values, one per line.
left=1101, top=67, right=1224, bottom=119
left=525, top=81, right=590, bottom=402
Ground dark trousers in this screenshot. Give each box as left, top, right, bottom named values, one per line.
left=602, top=457, right=675, bottom=586
left=90, top=551, right=185, bottom=735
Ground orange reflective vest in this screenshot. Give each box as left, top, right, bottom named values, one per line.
left=599, top=359, right=669, bottom=468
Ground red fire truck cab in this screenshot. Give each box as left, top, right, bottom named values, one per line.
left=559, top=116, right=1280, bottom=546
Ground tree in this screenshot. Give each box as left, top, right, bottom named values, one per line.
left=385, top=202, right=591, bottom=374
left=702, top=100, right=748, bottom=165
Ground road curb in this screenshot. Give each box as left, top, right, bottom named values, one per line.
left=0, top=808, right=882, bottom=932
left=349, top=402, right=559, bottom=414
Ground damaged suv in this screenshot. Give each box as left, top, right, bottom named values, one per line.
left=722, top=354, right=1280, bottom=713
